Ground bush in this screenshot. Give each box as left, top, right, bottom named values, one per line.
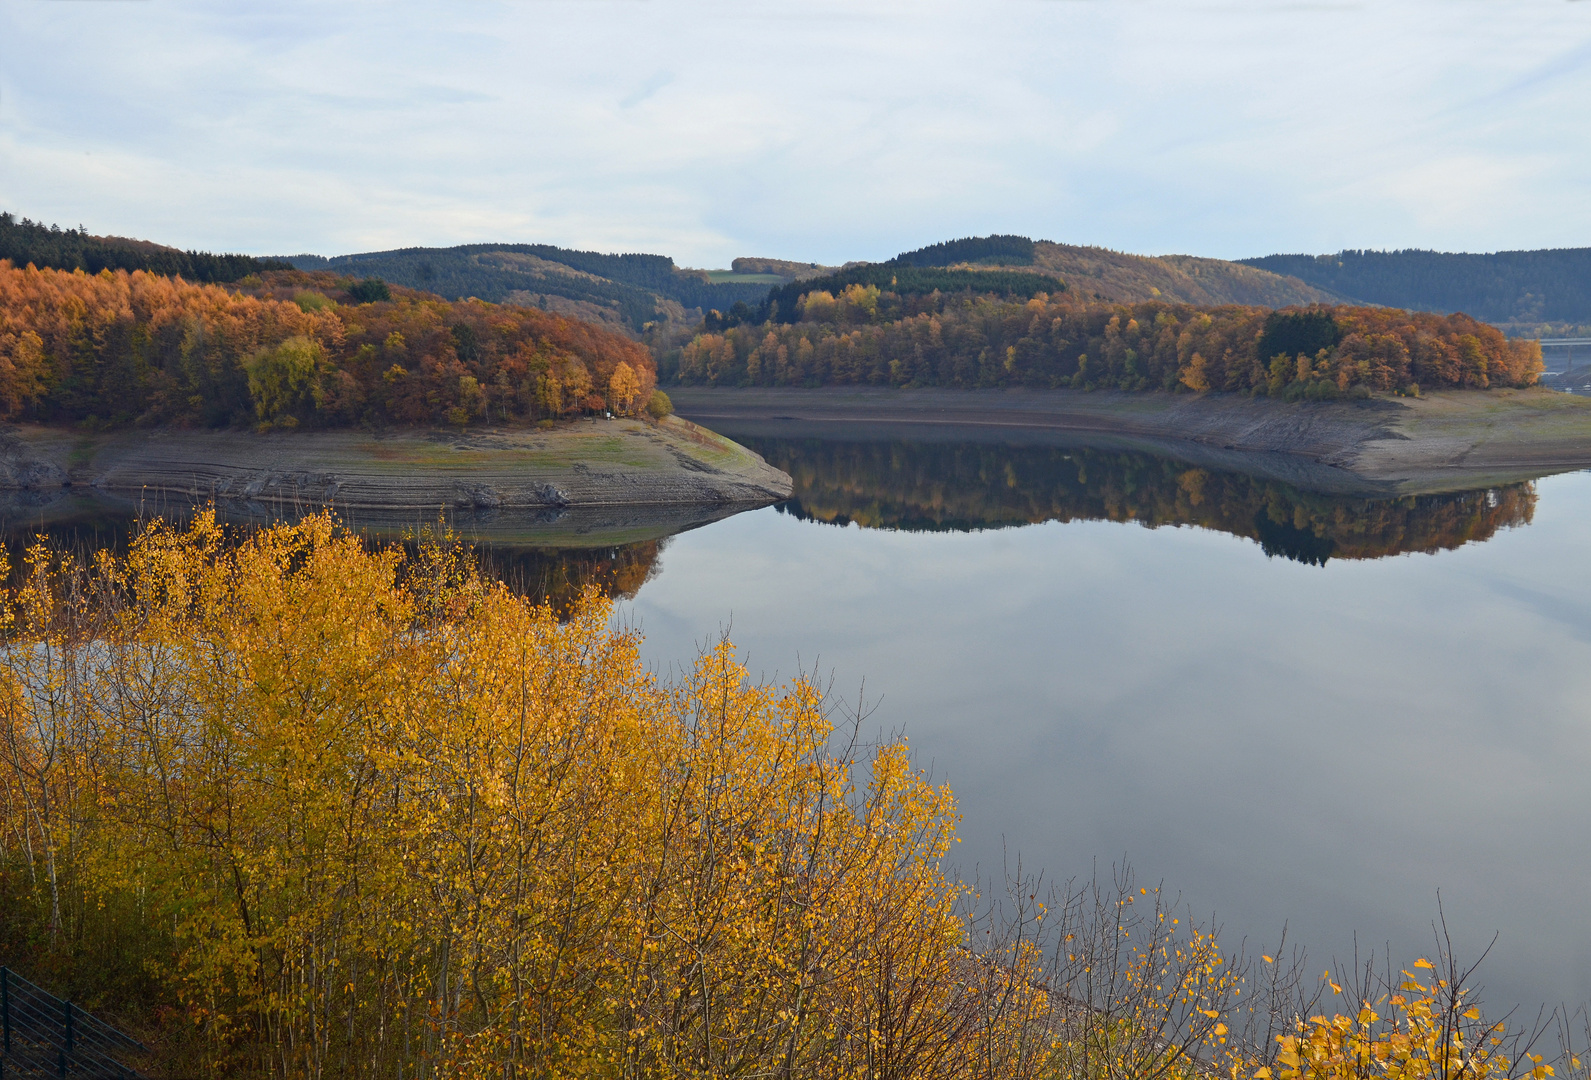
left=0, top=514, right=972, bottom=1077
left=646, top=388, right=673, bottom=418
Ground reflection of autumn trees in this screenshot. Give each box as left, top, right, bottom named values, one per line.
left=750, top=438, right=1535, bottom=564
left=0, top=515, right=663, bottom=613
left=0, top=263, right=655, bottom=429
left=478, top=539, right=663, bottom=611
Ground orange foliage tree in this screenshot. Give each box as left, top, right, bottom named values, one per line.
left=672, top=292, right=1542, bottom=397
left=0, top=263, right=655, bottom=428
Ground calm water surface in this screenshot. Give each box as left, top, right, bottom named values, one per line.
left=611, top=439, right=1591, bottom=1012
left=8, top=437, right=1589, bottom=1011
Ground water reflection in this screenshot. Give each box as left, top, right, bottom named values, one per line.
left=2, top=435, right=1587, bottom=1009
left=0, top=503, right=666, bottom=614
left=747, top=438, right=1536, bottom=565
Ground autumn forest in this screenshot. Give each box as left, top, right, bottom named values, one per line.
left=1, top=219, right=1587, bottom=1080
left=671, top=287, right=1543, bottom=396
left=0, top=262, right=658, bottom=429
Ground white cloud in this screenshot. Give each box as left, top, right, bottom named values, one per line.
left=1, top=0, right=1588, bottom=265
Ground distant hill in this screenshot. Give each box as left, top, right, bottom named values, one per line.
left=1028, top=242, right=1339, bottom=307
left=277, top=235, right=1342, bottom=338
left=761, top=265, right=1067, bottom=324
left=1239, top=249, right=1591, bottom=336
left=730, top=257, right=840, bottom=280
left=738, top=236, right=1334, bottom=325
left=888, top=234, right=1037, bottom=268
left=283, top=244, right=771, bottom=333
left=1, top=211, right=288, bottom=283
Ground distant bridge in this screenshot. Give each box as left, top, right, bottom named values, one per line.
left=1535, top=338, right=1591, bottom=379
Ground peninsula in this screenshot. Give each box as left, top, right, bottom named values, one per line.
left=0, top=415, right=792, bottom=542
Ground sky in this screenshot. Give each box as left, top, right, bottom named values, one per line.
left=1, top=0, right=1588, bottom=268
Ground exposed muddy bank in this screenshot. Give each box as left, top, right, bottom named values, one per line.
left=0, top=416, right=793, bottom=546
left=669, top=386, right=1591, bottom=496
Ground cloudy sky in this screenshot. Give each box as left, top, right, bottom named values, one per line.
left=1, top=0, right=1587, bottom=267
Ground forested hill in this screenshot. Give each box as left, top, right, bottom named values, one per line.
left=745, top=236, right=1337, bottom=326
left=0, top=263, right=657, bottom=430
left=846, top=235, right=1338, bottom=308
left=1, top=212, right=288, bottom=283
left=284, top=244, right=771, bottom=333
left=283, top=235, right=1338, bottom=336
left=1239, top=249, right=1591, bottom=335
left=1032, top=242, right=1339, bottom=308
left=671, top=286, right=1540, bottom=397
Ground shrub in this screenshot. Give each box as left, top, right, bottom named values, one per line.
left=646, top=387, right=673, bottom=418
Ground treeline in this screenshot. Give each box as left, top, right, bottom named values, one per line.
left=1, top=514, right=1564, bottom=1079
left=887, top=234, right=1037, bottom=267
left=1242, top=247, right=1591, bottom=330
left=289, top=243, right=772, bottom=331
left=760, top=266, right=1066, bottom=326
left=0, top=262, right=655, bottom=428
left=671, top=288, right=1542, bottom=395
left=1, top=212, right=287, bottom=284
left=751, top=438, right=1535, bottom=564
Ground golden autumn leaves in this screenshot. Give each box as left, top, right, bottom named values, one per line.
left=0, top=514, right=1583, bottom=1079
left=0, top=513, right=991, bottom=1076
left=0, top=262, right=656, bottom=429
left=674, top=292, right=1541, bottom=397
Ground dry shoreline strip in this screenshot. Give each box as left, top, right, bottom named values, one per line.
left=667, top=385, right=1591, bottom=496
left=0, top=416, right=794, bottom=545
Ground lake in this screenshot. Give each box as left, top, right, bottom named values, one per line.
left=6, top=433, right=1589, bottom=1013
left=615, top=434, right=1591, bottom=1015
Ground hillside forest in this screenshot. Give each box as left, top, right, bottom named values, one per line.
left=287, top=243, right=771, bottom=333
left=0, top=212, right=287, bottom=285
left=0, top=262, right=656, bottom=429
left=1242, top=247, right=1591, bottom=335
left=670, top=286, right=1543, bottom=397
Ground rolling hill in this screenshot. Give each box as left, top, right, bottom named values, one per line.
left=283, top=244, right=772, bottom=333
left=0, top=211, right=288, bottom=283
left=1240, top=248, right=1591, bottom=336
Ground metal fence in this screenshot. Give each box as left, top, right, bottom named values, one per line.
left=0, top=968, right=147, bottom=1080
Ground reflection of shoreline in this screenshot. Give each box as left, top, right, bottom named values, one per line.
left=0, top=505, right=671, bottom=614
left=673, top=385, right=1591, bottom=497
left=0, top=489, right=758, bottom=550
left=749, top=438, right=1536, bottom=565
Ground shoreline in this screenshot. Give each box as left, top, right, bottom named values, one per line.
left=0, top=416, right=794, bottom=546
left=667, top=385, right=1591, bottom=496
